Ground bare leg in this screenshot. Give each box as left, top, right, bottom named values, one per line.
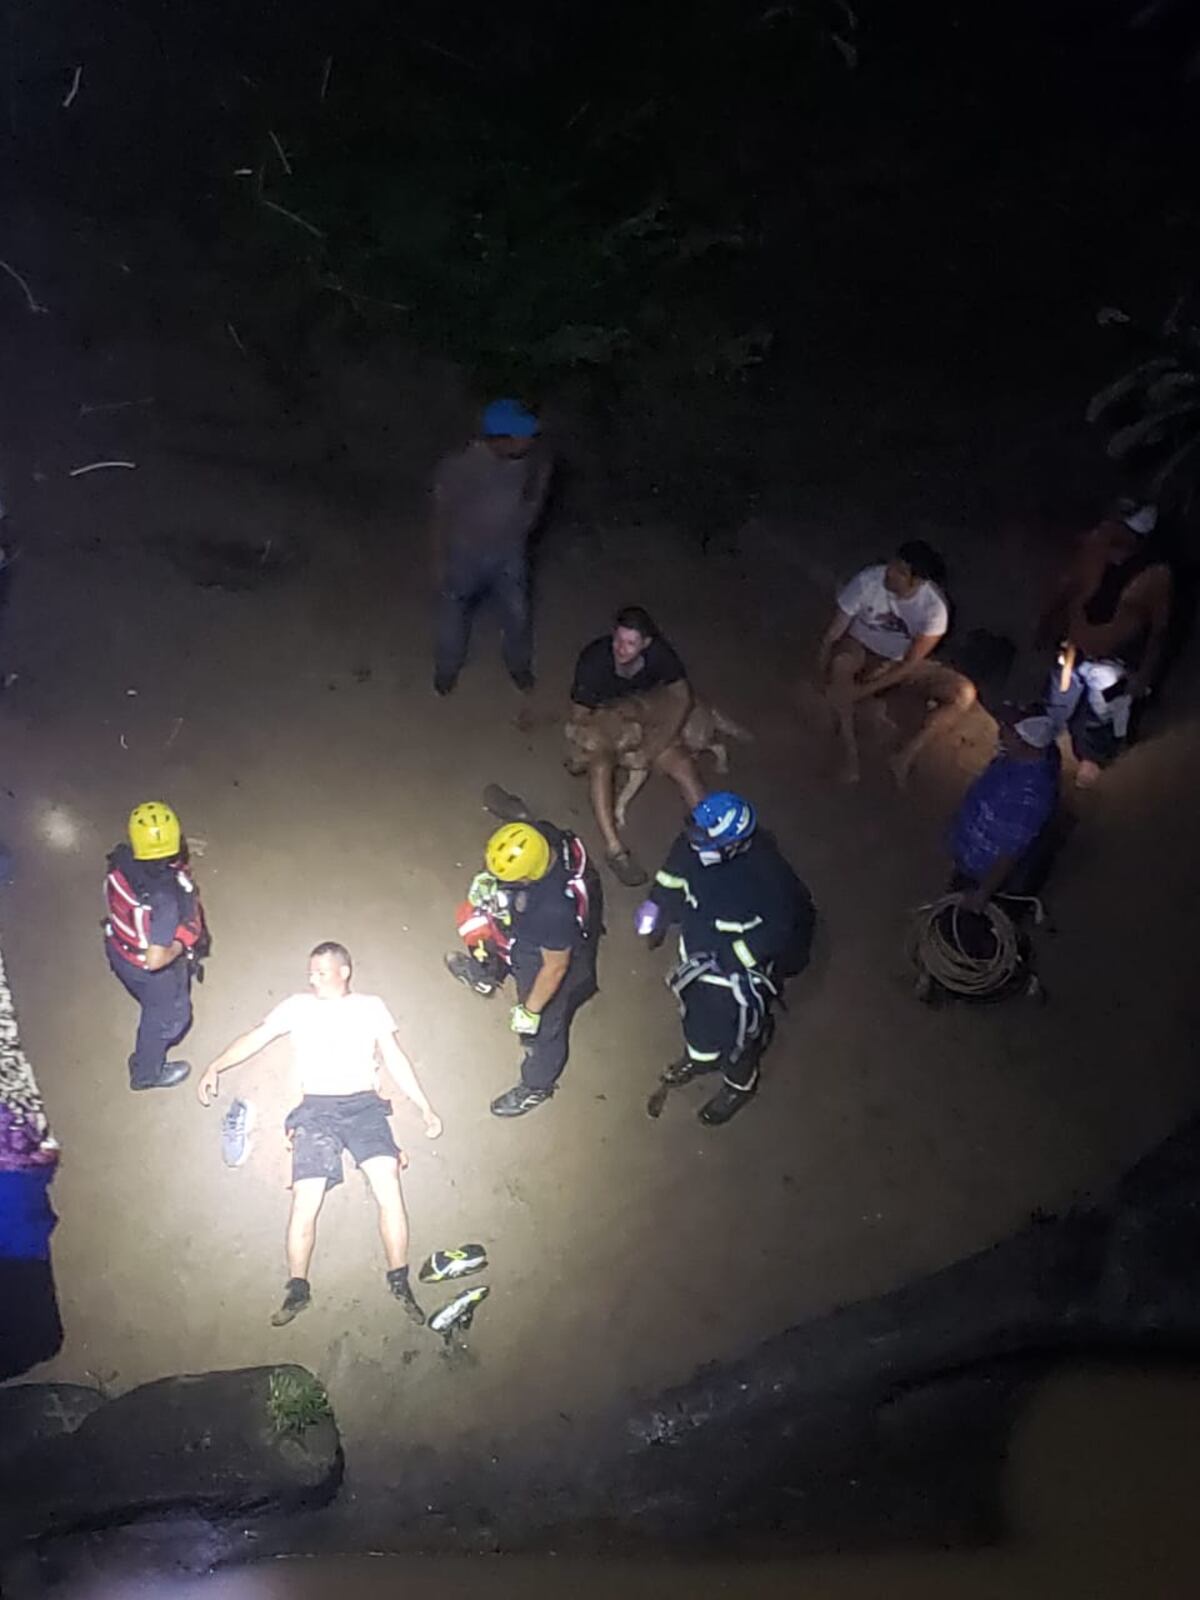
left=285, top=1177, right=328, bottom=1281
left=614, top=766, right=650, bottom=830
left=891, top=671, right=977, bottom=788
left=361, top=1155, right=410, bottom=1271
left=588, top=758, right=624, bottom=857
left=654, top=744, right=706, bottom=809
left=825, top=643, right=867, bottom=785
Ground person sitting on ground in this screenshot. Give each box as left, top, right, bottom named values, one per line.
left=948, top=703, right=1061, bottom=912
left=569, top=606, right=705, bottom=887
left=816, top=540, right=976, bottom=787
left=1037, top=499, right=1173, bottom=789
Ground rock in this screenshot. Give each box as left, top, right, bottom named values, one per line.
left=0, top=1365, right=342, bottom=1549
left=612, top=1114, right=1200, bottom=1544
left=0, top=1384, right=105, bottom=1472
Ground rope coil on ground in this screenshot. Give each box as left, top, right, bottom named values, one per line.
left=908, top=893, right=1021, bottom=998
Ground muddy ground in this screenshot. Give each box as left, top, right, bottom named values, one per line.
left=3, top=213, right=1199, bottom=1543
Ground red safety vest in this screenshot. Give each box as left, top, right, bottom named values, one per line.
left=104, top=863, right=205, bottom=968
left=455, top=834, right=592, bottom=958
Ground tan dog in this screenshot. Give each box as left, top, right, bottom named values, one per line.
left=565, top=689, right=752, bottom=828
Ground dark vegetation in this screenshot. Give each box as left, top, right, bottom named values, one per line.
left=3, top=1, right=1199, bottom=530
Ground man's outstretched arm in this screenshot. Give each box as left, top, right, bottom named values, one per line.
left=196, top=1021, right=283, bottom=1105
left=379, top=1033, right=443, bottom=1138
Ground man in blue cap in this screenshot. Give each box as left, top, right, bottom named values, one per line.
left=431, top=399, right=552, bottom=695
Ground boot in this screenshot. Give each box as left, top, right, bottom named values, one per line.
left=387, top=1266, right=426, bottom=1326
left=698, top=1083, right=755, bottom=1127
left=662, top=1055, right=718, bottom=1087
left=482, top=784, right=531, bottom=821
left=271, top=1277, right=312, bottom=1326
left=445, top=951, right=502, bottom=997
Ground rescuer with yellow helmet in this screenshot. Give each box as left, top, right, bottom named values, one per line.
left=103, top=801, right=208, bottom=1090
left=446, top=785, right=599, bottom=1117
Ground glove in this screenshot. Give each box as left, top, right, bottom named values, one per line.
left=634, top=900, right=660, bottom=937
left=510, top=1004, right=541, bottom=1036
left=468, top=871, right=500, bottom=909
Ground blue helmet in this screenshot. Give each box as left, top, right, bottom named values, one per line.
left=481, top=397, right=539, bottom=439
left=688, top=792, right=756, bottom=862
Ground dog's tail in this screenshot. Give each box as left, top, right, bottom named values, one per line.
left=710, top=706, right=753, bottom=742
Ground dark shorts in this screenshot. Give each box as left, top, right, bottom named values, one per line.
left=284, top=1091, right=398, bottom=1190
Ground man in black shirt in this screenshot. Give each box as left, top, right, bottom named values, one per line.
left=569, top=606, right=706, bottom=887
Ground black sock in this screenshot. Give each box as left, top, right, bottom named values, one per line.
left=387, top=1266, right=411, bottom=1293
left=285, top=1277, right=310, bottom=1298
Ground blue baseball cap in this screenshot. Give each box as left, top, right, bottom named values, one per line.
left=481, top=398, right=540, bottom=439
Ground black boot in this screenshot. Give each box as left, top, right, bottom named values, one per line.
left=482, top=783, right=531, bottom=822
left=698, top=1084, right=755, bottom=1127
left=662, top=1056, right=718, bottom=1088
left=271, top=1277, right=311, bottom=1326
left=445, top=951, right=502, bottom=997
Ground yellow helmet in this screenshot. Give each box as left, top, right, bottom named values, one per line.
left=128, top=801, right=182, bottom=861
left=485, top=822, right=551, bottom=883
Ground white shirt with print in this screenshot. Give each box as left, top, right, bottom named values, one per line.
left=836, top=563, right=949, bottom=663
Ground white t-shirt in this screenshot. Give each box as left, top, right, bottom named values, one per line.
left=836, top=563, right=949, bottom=662
left=262, top=992, right=397, bottom=1098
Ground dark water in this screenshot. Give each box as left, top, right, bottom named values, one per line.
left=25, top=1367, right=1200, bottom=1600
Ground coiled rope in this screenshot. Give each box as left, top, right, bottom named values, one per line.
left=908, top=893, right=1022, bottom=998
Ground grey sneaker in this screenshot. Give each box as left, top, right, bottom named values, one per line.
left=221, top=1097, right=254, bottom=1167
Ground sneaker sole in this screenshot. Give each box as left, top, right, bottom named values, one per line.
left=429, top=1285, right=490, bottom=1335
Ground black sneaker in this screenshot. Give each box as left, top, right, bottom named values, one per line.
left=131, top=1059, right=191, bottom=1091
left=271, top=1277, right=311, bottom=1326
left=482, top=783, right=531, bottom=821
left=387, top=1268, right=426, bottom=1326
left=490, top=1083, right=552, bottom=1118
left=434, top=673, right=458, bottom=697
left=509, top=669, right=535, bottom=692
left=698, top=1084, right=755, bottom=1127
left=419, top=1243, right=488, bottom=1284
left=444, top=951, right=499, bottom=997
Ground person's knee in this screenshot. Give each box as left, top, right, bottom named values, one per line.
left=290, top=1180, right=326, bottom=1221
left=950, top=676, right=977, bottom=713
